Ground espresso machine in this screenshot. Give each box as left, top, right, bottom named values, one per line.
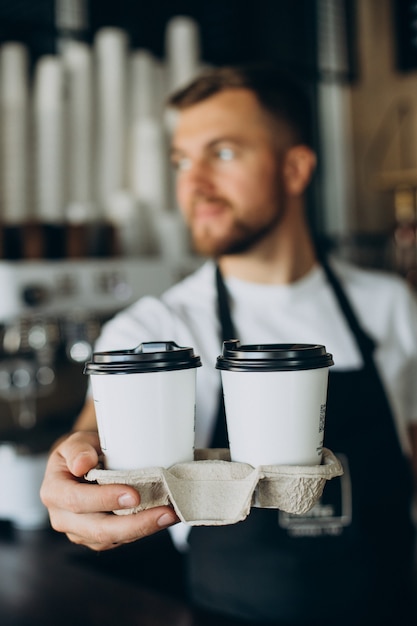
left=0, top=257, right=177, bottom=528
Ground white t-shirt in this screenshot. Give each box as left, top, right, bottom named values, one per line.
left=95, top=257, right=417, bottom=454
left=93, top=257, right=417, bottom=548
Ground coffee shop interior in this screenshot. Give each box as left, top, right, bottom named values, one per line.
left=0, top=0, right=416, bottom=624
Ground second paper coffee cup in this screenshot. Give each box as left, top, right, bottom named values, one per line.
left=216, top=340, right=334, bottom=467
left=84, top=341, right=201, bottom=470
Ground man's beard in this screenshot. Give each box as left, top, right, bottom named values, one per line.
left=190, top=214, right=280, bottom=258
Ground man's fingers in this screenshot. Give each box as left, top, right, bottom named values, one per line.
left=57, top=431, right=102, bottom=477
left=56, top=506, right=179, bottom=551
left=41, top=432, right=141, bottom=515
left=40, top=429, right=180, bottom=552
left=54, top=481, right=141, bottom=513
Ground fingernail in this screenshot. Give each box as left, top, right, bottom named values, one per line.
left=118, top=492, right=137, bottom=508
left=157, top=512, right=177, bottom=528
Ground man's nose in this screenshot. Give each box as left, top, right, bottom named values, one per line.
left=181, top=158, right=215, bottom=194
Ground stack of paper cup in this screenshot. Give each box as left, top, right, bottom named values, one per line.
left=0, top=43, right=30, bottom=225
left=33, top=56, right=66, bottom=224
left=94, top=28, right=128, bottom=218
left=165, top=16, right=201, bottom=93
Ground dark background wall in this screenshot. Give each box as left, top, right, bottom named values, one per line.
left=0, top=0, right=321, bottom=75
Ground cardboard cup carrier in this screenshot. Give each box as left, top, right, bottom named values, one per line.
left=85, top=340, right=343, bottom=525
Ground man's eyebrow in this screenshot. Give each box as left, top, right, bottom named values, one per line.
left=207, top=136, right=243, bottom=147
left=170, top=136, right=243, bottom=157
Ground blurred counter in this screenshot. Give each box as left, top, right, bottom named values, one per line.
left=0, top=522, right=236, bottom=626
left=1, top=520, right=416, bottom=626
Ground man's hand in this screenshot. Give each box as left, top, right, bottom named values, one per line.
left=40, top=431, right=179, bottom=551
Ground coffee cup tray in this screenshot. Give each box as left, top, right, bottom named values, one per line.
left=85, top=447, right=343, bottom=526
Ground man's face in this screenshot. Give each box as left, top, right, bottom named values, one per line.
left=170, top=89, right=290, bottom=257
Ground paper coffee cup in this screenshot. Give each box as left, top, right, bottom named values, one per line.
left=84, top=341, right=201, bottom=470
left=216, top=341, right=334, bottom=467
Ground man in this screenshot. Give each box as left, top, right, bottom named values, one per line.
left=41, top=65, right=417, bottom=625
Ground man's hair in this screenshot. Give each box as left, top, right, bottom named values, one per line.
left=167, top=64, right=313, bottom=147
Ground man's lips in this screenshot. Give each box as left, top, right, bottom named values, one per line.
left=191, top=199, right=229, bottom=221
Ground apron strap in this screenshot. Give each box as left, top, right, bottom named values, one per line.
left=211, top=265, right=237, bottom=448
left=319, top=258, right=376, bottom=365
left=215, top=264, right=237, bottom=341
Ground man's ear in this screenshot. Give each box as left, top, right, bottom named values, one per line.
left=282, top=145, right=317, bottom=196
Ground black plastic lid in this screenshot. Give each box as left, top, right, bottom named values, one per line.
left=84, top=341, right=202, bottom=375
left=216, top=340, right=334, bottom=372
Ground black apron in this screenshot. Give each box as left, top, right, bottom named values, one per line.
left=187, top=262, right=416, bottom=626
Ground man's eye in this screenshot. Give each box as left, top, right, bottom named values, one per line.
left=217, top=147, right=235, bottom=161
left=173, top=157, right=191, bottom=171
